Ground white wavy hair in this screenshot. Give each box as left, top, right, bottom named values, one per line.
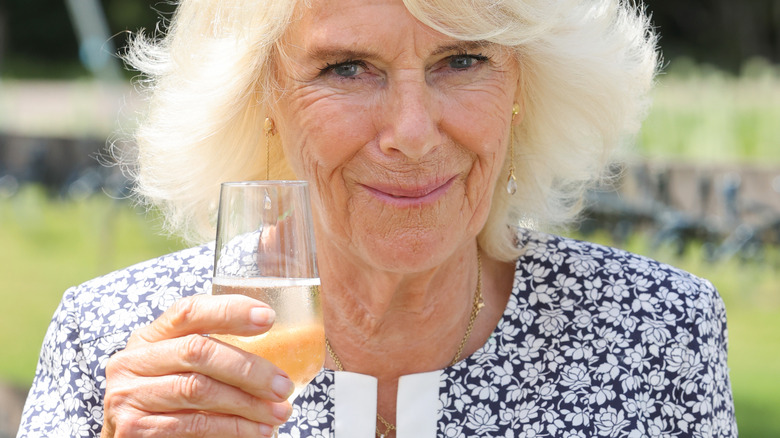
left=122, top=0, right=659, bottom=262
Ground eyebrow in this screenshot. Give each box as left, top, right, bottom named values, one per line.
left=430, top=41, right=490, bottom=56
left=306, top=40, right=490, bottom=62
left=307, top=48, right=375, bottom=63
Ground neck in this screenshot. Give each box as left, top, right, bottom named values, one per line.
left=319, top=240, right=481, bottom=379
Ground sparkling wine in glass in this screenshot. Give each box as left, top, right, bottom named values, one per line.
left=211, top=181, right=324, bottom=404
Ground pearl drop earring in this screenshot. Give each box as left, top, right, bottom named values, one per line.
left=506, top=103, right=521, bottom=195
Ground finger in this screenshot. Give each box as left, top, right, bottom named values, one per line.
left=110, top=334, right=295, bottom=401
left=129, top=294, right=275, bottom=346
left=109, top=373, right=292, bottom=426
left=116, top=411, right=278, bottom=438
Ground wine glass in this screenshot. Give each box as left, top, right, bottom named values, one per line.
left=211, top=181, right=324, bottom=432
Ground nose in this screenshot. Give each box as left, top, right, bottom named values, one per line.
left=378, top=76, right=441, bottom=159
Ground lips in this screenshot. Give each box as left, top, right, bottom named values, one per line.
left=361, top=175, right=457, bottom=207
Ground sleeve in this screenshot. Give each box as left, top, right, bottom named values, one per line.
left=697, top=279, right=737, bottom=437
left=664, top=278, right=738, bottom=438
left=17, top=287, right=105, bottom=438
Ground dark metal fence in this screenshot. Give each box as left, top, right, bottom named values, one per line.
left=0, top=134, right=130, bottom=200
left=2, top=134, right=778, bottom=263
left=583, top=162, right=780, bottom=263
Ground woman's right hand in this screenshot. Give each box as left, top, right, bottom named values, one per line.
left=100, top=294, right=294, bottom=437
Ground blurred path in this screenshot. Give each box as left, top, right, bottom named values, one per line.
left=0, top=80, right=139, bottom=138
left=0, top=382, right=26, bottom=438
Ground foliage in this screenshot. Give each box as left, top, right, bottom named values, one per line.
left=1, top=69, right=779, bottom=435
left=1, top=0, right=778, bottom=78
left=637, top=59, right=780, bottom=164
left=0, top=186, right=185, bottom=385
left=1, top=187, right=778, bottom=435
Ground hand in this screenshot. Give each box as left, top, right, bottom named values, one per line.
left=101, top=294, right=294, bottom=437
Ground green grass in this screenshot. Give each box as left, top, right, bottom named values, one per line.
left=2, top=188, right=778, bottom=436
left=0, top=186, right=186, bottom=385
left=728, top=309, right=780, bottom=437
left=2, top=67, right=779, bottom=435
left=638, top=59, right=780, bottom=164
left=606, top=63, right=780, bottom=434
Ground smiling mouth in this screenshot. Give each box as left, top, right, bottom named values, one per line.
left=362, top=176, right=457, bottom=206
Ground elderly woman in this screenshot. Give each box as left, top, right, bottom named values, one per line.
left=19, top=0, right=736, bottom=436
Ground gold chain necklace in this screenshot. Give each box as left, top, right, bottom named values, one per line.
left=325, top=250, right=484, bottom=438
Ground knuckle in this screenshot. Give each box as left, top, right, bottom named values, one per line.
left=126, top=321, right=155, bottom=345
left=227, top=416, right=243, bottom=437
left=181, top=334, right=215, bottom=366
left=237, top=356, right=260, bottom=380
left=129, top=296, right=203, bottom=345
left=102, top=386, right=125, bottom=412
left=110, top=409, right=145, bottom=438
left=168, top=295, right=200, bottom=326
left=175, top=373, right=212, bottom=404
left=184, top=411, right=211, bottom=438
left=214, top=296, right=234, bottom=321
left=112, top=417, right=137, bottom=438
left=124, top=330, right=143, bottom=348
left=104, top=352, right=123, bottom=378
left=105, top=347, right=137, bottom=378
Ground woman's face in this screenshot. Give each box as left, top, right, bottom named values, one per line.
left=273, top=0, right=521, bottom=271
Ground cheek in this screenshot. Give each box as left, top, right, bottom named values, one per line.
left=277, top=93, right=378, bottom=241
left=439, top=88, right=513, bottom=221
left=439, top=83, right=514, bottom=160
left=443, top=98, right=510, bottom=173
left=279, top=92, right=375, bottom=179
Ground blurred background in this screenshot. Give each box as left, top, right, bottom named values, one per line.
left=0, top=0, right=779, bottom=436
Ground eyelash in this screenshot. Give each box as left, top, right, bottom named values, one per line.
left=317, top=53, right=490, bottom=77
left=454, top=52, right=489, bottom=63
left=318, top=59, right=367, bottom=77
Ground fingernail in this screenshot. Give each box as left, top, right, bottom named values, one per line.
left=271, top=374, right=294, bottom=399
left=258, top=424, right=274, bottom=437
left=272, top=401, right=293, bottom=422
left=250, top=307, right=275, bottom=326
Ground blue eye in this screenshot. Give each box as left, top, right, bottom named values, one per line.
left=448, top=54, right=488, bottom=70
left=321, top=61, right=366, bottom=78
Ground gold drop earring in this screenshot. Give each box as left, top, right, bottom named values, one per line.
left=507, top=103, right=520, bottom=195
left=264, top=117, right=276, bottom=181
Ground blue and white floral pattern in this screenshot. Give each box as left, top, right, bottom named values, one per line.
left=18, top=230, right=736, bottom=437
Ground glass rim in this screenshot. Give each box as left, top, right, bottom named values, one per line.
left=220, top=180, right=308, bottom=187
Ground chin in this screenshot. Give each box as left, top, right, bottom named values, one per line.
left=352, top=227, right=462, bottom=273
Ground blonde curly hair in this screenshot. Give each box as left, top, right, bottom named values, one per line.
left=122, top=0, right=659, bottom=261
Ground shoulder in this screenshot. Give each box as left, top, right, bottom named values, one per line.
left=508, top=228, right=726, bottom=345
left=58, top=244, right=214, bottom=344
left=469, top=230, right=735, bottom=436
left=514, top=228, right=717, bottom=300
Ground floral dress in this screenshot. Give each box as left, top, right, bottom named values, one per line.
left=17, top=230, right=737, bottom=437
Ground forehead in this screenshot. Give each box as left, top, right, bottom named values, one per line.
left=294, top=0, right=407, bottom=27
left=283, top=0, right=452, bottom=56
